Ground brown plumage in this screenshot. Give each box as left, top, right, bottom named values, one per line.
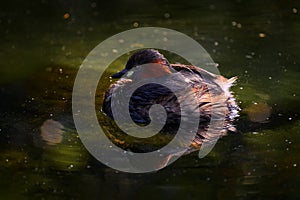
left=102, top=49, right=240, bottom=154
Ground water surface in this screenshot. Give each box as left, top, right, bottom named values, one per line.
left=0, top=0, right=299, bottom=199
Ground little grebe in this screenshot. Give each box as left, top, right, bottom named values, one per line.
left=102, top=49, right=240, bottom=154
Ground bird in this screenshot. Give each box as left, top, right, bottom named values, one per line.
left=102, top=49, right=240, bottom=156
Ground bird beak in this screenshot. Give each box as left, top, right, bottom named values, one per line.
left=111, top=68, right=128, bottom=78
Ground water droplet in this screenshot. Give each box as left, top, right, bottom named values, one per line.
left=164, top=13, right=170, bottom=19
left=63, top=13, right=70, bottom=20
left=259, top=33, right=266, bottom=38
left=133, top=22, right=139, bottom=27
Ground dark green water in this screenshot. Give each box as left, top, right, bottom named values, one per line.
left=0, top=0, right=299, bottom=199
